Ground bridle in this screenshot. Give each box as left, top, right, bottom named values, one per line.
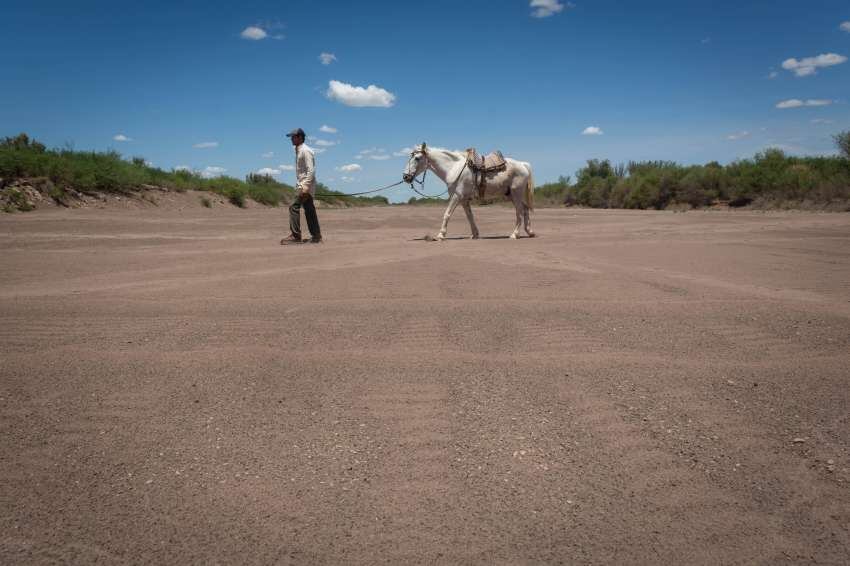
left=403, top=144, right=449, bottom=199
left=403, top=145, right=429, bottom=186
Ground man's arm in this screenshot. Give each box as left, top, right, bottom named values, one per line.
left=303, top=150, right=315, bottom=195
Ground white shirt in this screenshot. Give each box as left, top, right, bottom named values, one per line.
left=295, top=143, right=316, bottom=195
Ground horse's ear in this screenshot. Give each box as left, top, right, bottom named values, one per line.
left=421, top=142, right=427, bottom=151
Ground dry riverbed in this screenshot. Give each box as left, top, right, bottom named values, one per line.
left=2, top=205, right=849, bottom=564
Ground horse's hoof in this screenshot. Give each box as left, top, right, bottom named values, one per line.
left=435, top=234, right=445, bottom=241
left=471, top=234, right=480, bottom=240
left=509, top=234, right=518, bottom=240
left=527, top=232, right=536, bottom=238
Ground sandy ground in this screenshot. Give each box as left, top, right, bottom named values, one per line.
left=1, top=204, right=849, bottom=564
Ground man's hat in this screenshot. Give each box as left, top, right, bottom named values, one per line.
left=285, top=128, right=306, bottom=138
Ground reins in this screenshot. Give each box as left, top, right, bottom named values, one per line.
left=408, top=167, right=448, bottom=199
left=311, top=144, right=451, bottom=201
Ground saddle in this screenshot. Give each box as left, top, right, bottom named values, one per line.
left=466, top=148, right=507, bottom=199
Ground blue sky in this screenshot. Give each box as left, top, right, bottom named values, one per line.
left=2, top=1, right=849, bottom=201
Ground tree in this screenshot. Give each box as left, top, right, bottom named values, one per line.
left=1, top=133, right=46, bottom=152
left=834, top=130, right=850, bottom=159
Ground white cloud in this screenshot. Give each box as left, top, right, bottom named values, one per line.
left=581, top=126, right=603, bottom=136
left=326, top=80, right=396, bottom=107
left=782, top=53, right=847, bottom=77
left=193, top=141, right=219, bottom=149
left=241, top=26, right=267, bottom=40
left=201, top=166, right=226, bottom=178
left=319, top=52, right=337, bottom=65
left=776, top=99, right=833, bottom=109
left=255, top=167, right=280, bottom=176
left=174, top=165, right=191, bottom=172
left=726, top=131, right=751, bottom=141
left=768, top=71, right=778, bottom=79
left=355, top=147, right=391, bottom=160
left=319, top=125, right=338, bottom=133
left=278, top=164, right=295, bottom=171
left=261, top=151, right=274, bottom=158
left=313, top=147, right=327, bottom=154
left=337, top=163, right=362, bottom=172
left=840, top=22, right=850, bottom=33
left=393, top=147, right=414, bottom=157
left=530, top=0, right=573, bottom=18
left=311, top=138, right=338, bottom=147
left=113, top=134, right=132, bottom=142
left=340, top=176, right=355, bottom=183
left=811, top=118, right=834, bottom=124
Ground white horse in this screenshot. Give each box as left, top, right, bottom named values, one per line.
left=402, top=144, right=535, bottom=240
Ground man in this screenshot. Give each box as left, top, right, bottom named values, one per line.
left=281, top=128, right=322, bottom=244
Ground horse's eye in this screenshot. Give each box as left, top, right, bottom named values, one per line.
left=415, top=156, right=420, bottom=161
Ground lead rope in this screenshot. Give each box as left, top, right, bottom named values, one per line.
left=314, top=151, right=455, bottom=201
left=312, top=180, right=407, bottom=200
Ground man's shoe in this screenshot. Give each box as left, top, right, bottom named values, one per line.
left=308, top=236, right=323, bottom=244
left=280, top=234, right=303, bottom=245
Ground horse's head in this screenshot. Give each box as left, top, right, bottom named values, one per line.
left=402, top=142, right=428, bottom=183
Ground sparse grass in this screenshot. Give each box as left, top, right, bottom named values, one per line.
left=200, top=196, right=212, bottom=208
left=6, top=189, right=34, bottom=212
left=47, top=183, right=66, bottom=203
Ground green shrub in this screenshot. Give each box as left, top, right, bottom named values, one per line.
left=553, top=144, right=850, bottom=210
left=228, top=191, right=245, bottom=207
left=535, top=175, right=571, bottom=205
left=247, top=182, right=284, bottom=206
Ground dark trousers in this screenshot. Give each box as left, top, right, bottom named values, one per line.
left=289, top=195, right=321, bottom=238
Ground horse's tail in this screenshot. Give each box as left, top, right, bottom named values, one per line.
left=524, top=163, right=535, bottom=211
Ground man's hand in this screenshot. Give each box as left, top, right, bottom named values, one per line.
left=299, top=189, right=310, bottom=201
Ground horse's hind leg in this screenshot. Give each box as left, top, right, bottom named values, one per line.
left=509, top=186, right=523, bottom=239
left=523, top=205, right=535, bottom=237
left=436, top=193, right=460, bottom=241
left=462, top=200, right=479, bottom=239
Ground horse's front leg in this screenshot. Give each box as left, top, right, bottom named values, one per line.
left=436, top=193, right=461, bottom=241
left=462, top=200, right=479, bottom=239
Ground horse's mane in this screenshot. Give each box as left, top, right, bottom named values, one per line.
left=425, top=147, right=464, bottom=161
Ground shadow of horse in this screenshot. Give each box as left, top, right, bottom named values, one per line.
left=411, top=234, right=529, bottom=242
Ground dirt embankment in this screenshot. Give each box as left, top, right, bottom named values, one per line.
left=0, top=178, right=378, bottom=213
left=0, top=177, right=237, bottom=213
